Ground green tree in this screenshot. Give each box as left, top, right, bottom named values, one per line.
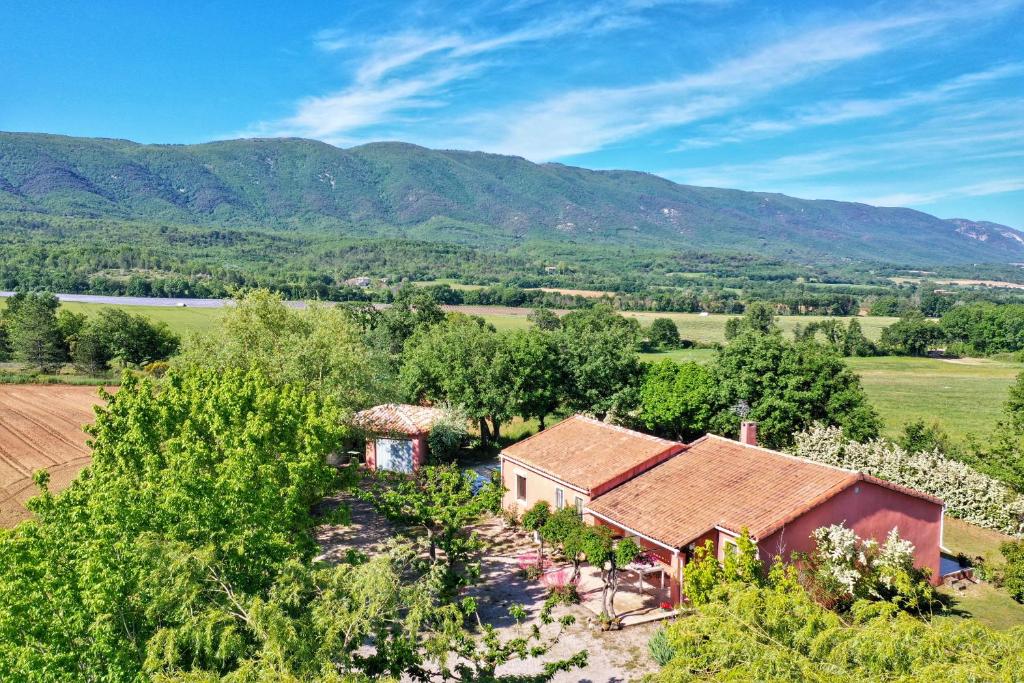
left=7, top=291, right=66, bottom=372
left=869, top=294, right=906, bottom=316
left=365, top=464, right=502, bottom=596
left=0, top=367, right=346, bottom=679
left=653, top=580, right=1024, bottom=681
left=842, top=318, right=877, bottom=356
left=493, top=329, right=565, bottom=429
left=71, top=308, right=179, bottom=373
left=880, top=311, right=945, bottom=356
left=523, top=500, right=552, bottom=566
left=426, top=403, right=470, bottom=463
left=179, top=289, right=383, bottom=408
left=711, top=331, right=880, bottom=448
left=648, top=317, right=681, bottom=349
left=541, top=507, right=588, bottom=581
left=637, top=359, right=716, bottom=441
left=401, top=314, right=510, bottom=442
left=528, top=306, right=561, bottom=331
left=724, top=302, right=777, bottom=340
left=558, top=305, right=643, bottom=418
left=581, top=526, right=641, bottom=620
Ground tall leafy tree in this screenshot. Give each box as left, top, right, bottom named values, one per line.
left=648, top=317, right=681, bottom=349
left=179, top=289, right=384, bottom=408
left=637, top=359, right=717, bottom=441
left=401, top=314, right=509, bottom=441
left=557, top=305, right=643, bottom=419
left=492, top=329, right=565, bottom=429
left=712, top=331, right=880, bottom=447
left=6, top=291, right=66, bottom=372
left=881, top=311, right=945, bottom=356
left=0, top=368, right=347, bottom=679
left=71, top=308, right=179, bottom=373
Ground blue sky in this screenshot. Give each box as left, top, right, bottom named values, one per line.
left=2, top=1, right=1022, bottom=228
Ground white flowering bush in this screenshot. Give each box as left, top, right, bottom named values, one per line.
left=793, top=424, right=1024, bottom=536
left=802, top=523, right=935, bottom=612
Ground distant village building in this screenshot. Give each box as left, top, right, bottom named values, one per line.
left=353, top=404, right=446, bottom=474
left=345, top=277, right=372, bottom=288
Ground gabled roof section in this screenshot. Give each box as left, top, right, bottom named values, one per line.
left=586, top=434, right=942, bottom=549
left=353, top=404, right=446, bottom=436
left=500, top=415, right=685, bottom=494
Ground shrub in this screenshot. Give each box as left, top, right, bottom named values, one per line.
left=427, top=403, right=469, bottom=463
left=798, top=524, right=938, bottom=614
left=648, top=628, right=676, bottom=666
left=792, top=424, right=1024, bottom=535
left=1001, top=540, right=1024, bottom=602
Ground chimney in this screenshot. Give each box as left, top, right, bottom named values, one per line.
left=740, top=421, right=758, bottom=446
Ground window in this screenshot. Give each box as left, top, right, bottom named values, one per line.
left=516, top=475, right=527, bottom=502
left=555, top=488, right=564, bottom=509
left=574, top=496, right=584, bottom=514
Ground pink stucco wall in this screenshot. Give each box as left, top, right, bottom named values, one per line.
left=756, top=480, right=943, bottom=585
left=365, top=434, right=428, bottom=472
left=500, top=456, right=589, bottom=517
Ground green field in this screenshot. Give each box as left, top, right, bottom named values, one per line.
left=624, top=311, right=896, bottom=344
left=59, top=302, right=228, bottom=337
left=847, top=356, right=1021, bottom=441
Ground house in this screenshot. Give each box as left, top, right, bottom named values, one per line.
left=499, top=415, right=685, bottom=517
left=353, top=404, right=446, bottom=474
left=501, top=416, right=944, bottom=605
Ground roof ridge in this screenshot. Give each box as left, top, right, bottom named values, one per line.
left=574, top=414, right=682, bottom=445
left=498, top=414, right=582, bottom=454
left=702, top=433, right=863, bottom=477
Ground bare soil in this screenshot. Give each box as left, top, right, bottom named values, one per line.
left=0, top=384, right=106, bottom=526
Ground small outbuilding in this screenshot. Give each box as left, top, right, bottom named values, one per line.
left=353, top=404, right=446, bottom=474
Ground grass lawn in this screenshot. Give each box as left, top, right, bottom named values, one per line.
left=57, top=302, right=227, bottom=337
left=846, top=355, right=1021, bottom=442
left=940, top=517, right=1024, bottom=630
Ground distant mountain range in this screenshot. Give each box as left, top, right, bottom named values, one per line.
left=0, top=131, right=1021, bottom=266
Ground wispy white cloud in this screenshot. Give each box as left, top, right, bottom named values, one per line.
left=675, top=62, right=1024, bottom=150
left=246, top=1, right=686, bottom=142
left=462, top=2, right=1021, bottom=159
left=861, top=179, right=1024, bottom=207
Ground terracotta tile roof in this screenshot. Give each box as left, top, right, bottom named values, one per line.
left=586, top=435, right=942, bottom=549
left=352, top=404, right=446, bottom=436
left=500, top=415, right=684, bottom=493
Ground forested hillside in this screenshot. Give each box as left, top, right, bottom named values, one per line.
left=2, top=132, right=1022, bottom=266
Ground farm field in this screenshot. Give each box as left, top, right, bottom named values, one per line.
left=0, top=384, right=106, bottom=526
left=59, top=301, right=228, bottom=336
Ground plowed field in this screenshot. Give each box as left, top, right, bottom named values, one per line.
left=0, top=385, right=106, bottom=526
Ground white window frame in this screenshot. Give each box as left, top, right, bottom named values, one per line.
left=574, top=496, right=584, bottom=514
left=555, top=488, right=564, bottom=509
